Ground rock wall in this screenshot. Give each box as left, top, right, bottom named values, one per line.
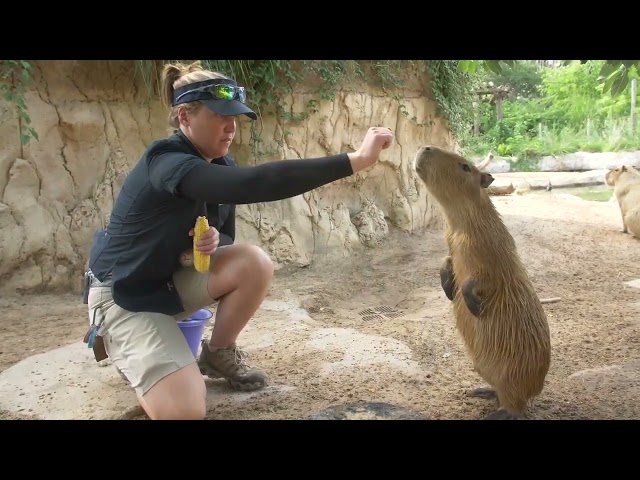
left=0, top=60, right=453, bottom=295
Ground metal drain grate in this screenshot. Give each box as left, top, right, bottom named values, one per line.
left=358, top=305, right=405, bottom=321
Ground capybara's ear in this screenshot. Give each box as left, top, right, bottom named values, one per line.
left=481, top=173, right=494, bottom=188
left=622, top=165, right=627, bottom=172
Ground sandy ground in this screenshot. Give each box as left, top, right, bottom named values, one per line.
left=1, top=190, right=639, bottom=420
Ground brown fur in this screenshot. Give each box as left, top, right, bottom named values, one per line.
left=604, top=165, right=640, bottom=238
left=413, top=145, right=551, bottom=419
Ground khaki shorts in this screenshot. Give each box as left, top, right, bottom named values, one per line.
left=87, top=266, right=216, bottom=396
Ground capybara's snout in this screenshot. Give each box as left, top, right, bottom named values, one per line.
left=414, top=145, right=436, bottom=174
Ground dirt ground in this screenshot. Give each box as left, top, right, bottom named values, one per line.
left=1, top=190, right=639, bottom=420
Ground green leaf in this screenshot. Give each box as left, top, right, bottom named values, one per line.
left=602, top=68, right=627, bottom=95
left=484, top=60, right=502, bottom=74
left=620, top=60, right=639, bottom=67
left=458, top=60, right=478, bottom=75
left=610, top=68, right=629, bottom=96
left=598, top=62, right=619, bottom=80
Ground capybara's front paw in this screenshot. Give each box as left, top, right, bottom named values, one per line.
left=439, top=256, right=456, bottom=301
left=462, top=278, right=483, bottom=318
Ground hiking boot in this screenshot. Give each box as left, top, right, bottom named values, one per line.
left=197, top=340, right=269, bottom=391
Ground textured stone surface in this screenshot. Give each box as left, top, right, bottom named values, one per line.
left=0, top=60, right=453, bottom=295
left=307, top=402, right=428, bottom=420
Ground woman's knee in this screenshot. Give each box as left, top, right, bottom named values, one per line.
left=139, top=363, right=207, bottom=420
left=208, top=243, right=274, bottom=297
left=244, top=244, right=275, bottom=280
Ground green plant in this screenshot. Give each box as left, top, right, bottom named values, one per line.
left=426, top=60, right=479, bottom=148
left=463, top=60, right=640, bottom=162
left=460, top=60, right=640, bottom=96
left=565, top=60, right=640, bottom=96
left=0, top=60, right=39, bottom=153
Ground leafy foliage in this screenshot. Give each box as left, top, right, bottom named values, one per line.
left=564, top=60, right=640, bottom=97
left=479, top=60, right=543, bottom=98
left=461, top=60, right=640, bottom=160
left=0, top=60, right=39, bottom=147
left=459, top=60, right=640, bottom=96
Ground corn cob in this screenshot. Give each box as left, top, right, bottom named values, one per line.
left=193, top=215, right=210, bottom=272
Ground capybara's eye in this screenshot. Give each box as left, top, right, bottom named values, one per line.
left=461, top=163, right=471, bottom=172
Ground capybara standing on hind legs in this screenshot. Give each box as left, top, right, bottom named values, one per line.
left=413, top=145, right=551, bottom=420
left=604, top=165, right=640, bottom=238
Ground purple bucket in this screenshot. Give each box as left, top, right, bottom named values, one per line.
left=177, top=308, right=213, bottom=357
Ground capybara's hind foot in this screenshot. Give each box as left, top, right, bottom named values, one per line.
left=465, top=387, right=497, bottom=400
left=482, top=408, right=524, bottom=420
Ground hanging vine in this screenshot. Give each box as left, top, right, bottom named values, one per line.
left=0, top=60, right=39, bottom=157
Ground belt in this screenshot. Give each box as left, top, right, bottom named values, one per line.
left=87, top=269, right=113, bottom=288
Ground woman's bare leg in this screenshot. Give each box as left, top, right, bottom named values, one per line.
left=138, top=363, right=206, bottom=420
left=197, top=243, right=274, bottom=390
left=207, top=243, right=274, bottom=346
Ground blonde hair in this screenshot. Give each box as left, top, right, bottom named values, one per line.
left=161, top=60, right=231, bottom=128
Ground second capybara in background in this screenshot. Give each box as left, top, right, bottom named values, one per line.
left=605, top=165, right=640, bottom=238
left=413, top=145, right=551, bottom=420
